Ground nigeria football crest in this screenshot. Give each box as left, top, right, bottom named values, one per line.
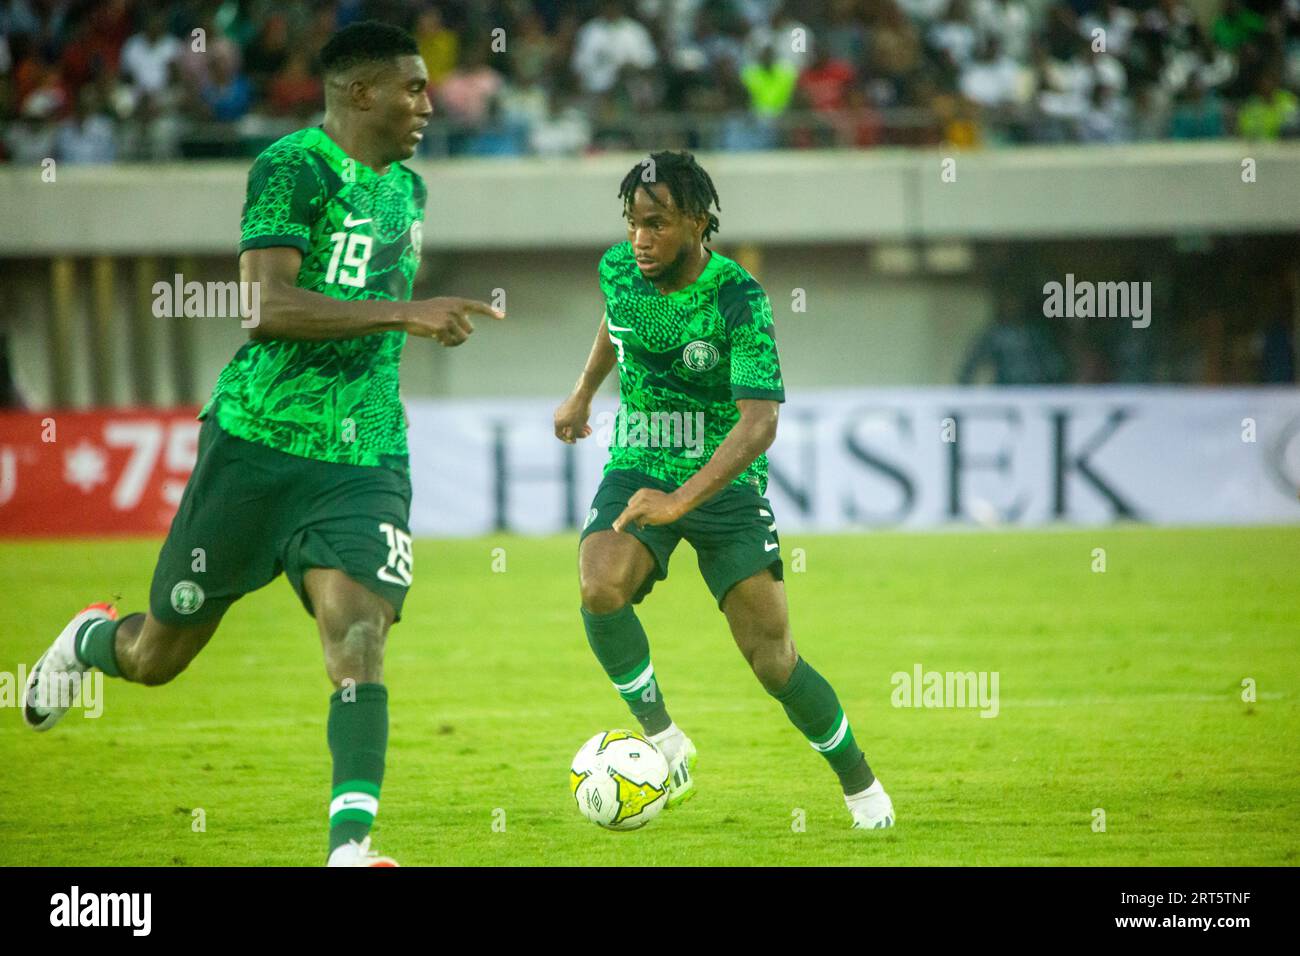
left=682, top=340, right=719, bottom=371
left=170, top=580, right=205, bottom=615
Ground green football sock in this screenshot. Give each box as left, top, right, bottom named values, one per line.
left=582, top=604, right=671, bottom=736
left=773, top=657, right=875, bottom=795
left=327, top=682, right=388, bottom=856
left=73, top=615, right=130, bottom=678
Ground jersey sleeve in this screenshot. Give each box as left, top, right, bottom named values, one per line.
left=723, top=277, right=785, bottom=402
left=239, top=143, right=323, bottom=254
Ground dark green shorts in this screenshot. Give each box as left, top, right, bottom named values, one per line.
left=579, top=468, right=783, bottom=609
left=149, top=417, right=413, bottom=626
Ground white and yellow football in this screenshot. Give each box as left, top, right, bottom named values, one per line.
left=569, top=730, right=670, bottom=831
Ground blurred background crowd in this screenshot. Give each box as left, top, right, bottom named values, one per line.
left=2, top=0, right=1299, bottom=162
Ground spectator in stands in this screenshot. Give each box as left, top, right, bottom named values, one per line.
left=823, top=0, right=868, bottom=66
left=120, top=14, right=181, bottom=108
left=176, top=15, right=240, bottom=93
left=1078, top=0, right=1137, bottom=58
left=867, top=0, right=922, bottom=104
left=1034, top=38, right=1096, bottom=139
left=797, top=44, right=856, bottom=112
left=1236, top=67, right=1300, bottom=138
left=198, top=48, right=253, bottom=123
left=439, top=38, right=505, bottom=154
left=1130, top=81, right=1171, bottom=140
left=835, top=84, right=886, bottom=146
left=1212, top=0, right=1268, bottom=53
left=529, top=93, right=593, bottom=155
left=720, top=60, right=780, bottom=150
left=741, top=41, right=798, bottom=116
left=416, top=5, right=459, bottom=87
left=1168, top=74, right=1226, bottom=138
left=508, top=11, right=557, bottom=86
left=265, top=49, right=323, bottom=119
left=570, top=0, right=657, bottom=95
left=929, top=0, right=980, bottom=70
left=55, top=85, right=116, bottom=162
left=16, top=56, right=68, bottom=120
left=897, top=0, right=951, bottom=24
left=960, top=35, right=1031, bottom=108
left=2, top=114, right=55, bottom=163
left=974, top=0, right=1033, bottom=62
left=243, top=13, right=291, bottom=98
left=744, top=2, right=814, bottom=72
left=498, top=67, right=550, bottom=148
left=1078, top=82, right=1130, bottom=141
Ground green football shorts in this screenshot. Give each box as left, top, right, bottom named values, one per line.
left=149, top=417, right=413, bottom=626
left=579, top=468, right=784, bottom=609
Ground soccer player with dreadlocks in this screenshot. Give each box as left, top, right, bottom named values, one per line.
left=553, top=151, right=895, bottom=829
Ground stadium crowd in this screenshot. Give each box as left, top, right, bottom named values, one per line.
left=1, top=0, right=1298, bottom=160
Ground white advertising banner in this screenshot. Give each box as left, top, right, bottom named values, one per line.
left=405, top=388, right=1300, bottom=536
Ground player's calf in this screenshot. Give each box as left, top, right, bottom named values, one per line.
left=305, top=568, right=397, bottom=861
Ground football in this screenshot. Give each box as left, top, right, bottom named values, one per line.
left=569, top=730, right=671, bottom=831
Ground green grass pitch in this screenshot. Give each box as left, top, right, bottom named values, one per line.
left=0, top=526, right=1296, bottom=866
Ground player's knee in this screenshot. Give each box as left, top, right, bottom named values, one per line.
left=742, top=630, right=795, bottom=692
left=580, top=578, right=631, bottom=616
left=320, top=613, right=386, bottom=685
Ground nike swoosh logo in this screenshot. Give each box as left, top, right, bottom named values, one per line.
left=764, top=541, right=779, bottom=552
left=340, top=797, right=372, bottom=806
left=607, top=321, right=635, bottom=334
left=343, top=213, right=372, bottom=228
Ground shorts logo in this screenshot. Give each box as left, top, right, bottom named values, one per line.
left=583, top=507, right=598, bottom=530
left=170, top=580, right=205, bottom=616
left=682, top=340, right=719, bottom=372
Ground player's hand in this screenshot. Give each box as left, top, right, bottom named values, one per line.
left=404, top=297, right=504, bottom=347
left=613, top=489, right=687, bottom=532
left=553, top=392, right=593, bottom=444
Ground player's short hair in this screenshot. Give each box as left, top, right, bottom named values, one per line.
left=320, top=20, right=419, bottom=76
left=619, top=151, right=722, bottom=242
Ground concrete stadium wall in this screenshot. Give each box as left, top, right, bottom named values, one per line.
left=1, top=143, right=1297, bottom=253
left=1, top=143, right=1296, bottom=407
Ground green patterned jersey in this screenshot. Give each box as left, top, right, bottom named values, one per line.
left=200, top=127, right=426, bottom=471
left=598, top=241, right=785, bottom=492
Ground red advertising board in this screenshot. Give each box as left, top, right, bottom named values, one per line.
left=0, top=409, right=201, bottom=536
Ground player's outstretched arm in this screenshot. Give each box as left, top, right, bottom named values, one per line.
left=613, top=399, right=779, bottom=531
left=241, top=247, right=504, bottom=345
left=554, top=313, right=617, bottom=443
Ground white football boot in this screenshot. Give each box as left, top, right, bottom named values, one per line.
left=23, top=602, right=117, bottom=732
left=847, top=778, right=896, bottom=830
left=649, top=724, right=697, bottom=809
left=327, top=836, right=398, bottom=867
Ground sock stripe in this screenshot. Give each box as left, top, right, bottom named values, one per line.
left=329, top=792, right=379, bottom=824
left=808, top=712, right=850, bottom=753
left=611, top=658, right=655, bottom=695
left=331, top=779, right=381, bottom=800
left=76, top=618, right=106, bottom=663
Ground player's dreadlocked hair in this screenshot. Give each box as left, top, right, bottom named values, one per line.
left=619, top=151, right=722, bottom=242
left=320, top=20, right=419, bottom=75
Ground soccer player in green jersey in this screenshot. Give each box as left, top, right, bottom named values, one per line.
left=554, top=151, right=895, bottom=829
left=22, top=22, right=504, bottom=865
